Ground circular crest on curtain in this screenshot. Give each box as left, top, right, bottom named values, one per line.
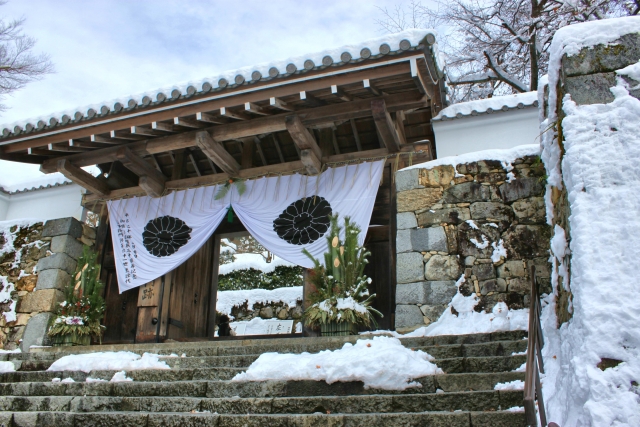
left=142, top=215, right=192, bottom=257
left=273, top=196, right=332, bottom=245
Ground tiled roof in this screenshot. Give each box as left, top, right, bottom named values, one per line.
left=433, top=91, right=539, bottom=122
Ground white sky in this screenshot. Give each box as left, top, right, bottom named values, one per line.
left=0, top=0, right=427, bottom=190
left=0, top=0, right=409, bottom=125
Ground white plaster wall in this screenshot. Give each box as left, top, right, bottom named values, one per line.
left=433, top=108, right=539, bottom=158
left=0, top=193, right=9, bottom=221
left=3, top=184, right=84, bottom=222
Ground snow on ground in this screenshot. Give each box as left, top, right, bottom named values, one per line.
left=232, top=336, right=441, bottom=390
left=47, top=352, right=170, bottom=373
left=433, top=91, right=538, bottom=120
left=218, top=253, right=296, bottom=275
left=494, top=380, right=525, bottom=390
left=363, top=277, right=528, bottom=338
left=216, top=286, right=302, bottom=318
left=0, top=361, right=15, bottom=373
left=400, top=144, right=541, bottom=176
left=539, top=16, right=640, bottom=427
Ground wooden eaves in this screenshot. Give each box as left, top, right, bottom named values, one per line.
left=0, top=34, right=446, bottom=206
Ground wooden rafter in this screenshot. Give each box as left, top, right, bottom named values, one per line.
left=220, top=107, right=250, bottom=121
left=194, top=131, right=240, bottom=176
left=173, top=117, right=204, bottom=129
left=371, top=99, right=401, bottom=153
left=299, top=91, right=326, bottom=107
left=196, top=112, right=225, bottom=124
left=331, top=85, right=352, bottom=102
left=152, top=122, right=175, bottom=132
left=56, top=159, right=110, bottom=197
left=269, top=97, right=294, bottom=112
left=244, top=102, right=270, bottom=116
left=363, top=79, right=381, bottom=96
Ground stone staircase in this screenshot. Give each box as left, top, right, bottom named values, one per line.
left=0, top=330, right=528, bottom=426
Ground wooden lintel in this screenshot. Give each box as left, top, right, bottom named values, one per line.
left=371, top=99, right=401, bottom=153
left=56, top=159, right=110, bottom=197
left=115, top=146, right=167, bottom=197
left=244, top=102, right=269, bottom=116
left=40, top=92, right=427, bottom=173
left=195, top=131, right=240, bottom=176
left=220, top=107, right=250, bottom=121
left=174, top=117, right=204, bottom=129
left=269, top=97, right=294, bottom=112
left=300, top=149, right=321, bottom=175
left=285, top=115, right=322, bottom=161
left=196, top=112, right=226, bottom=124
left=331, top=85, right=352, bottom=102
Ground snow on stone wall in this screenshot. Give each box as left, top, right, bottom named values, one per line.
left=539, top=17, right=640, bottom=427
left=394, top=145, right=551, bottom=333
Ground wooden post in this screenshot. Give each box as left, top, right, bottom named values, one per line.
left=208, top=235, right=221, bottom=339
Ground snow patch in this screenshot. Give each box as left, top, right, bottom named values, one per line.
left=494, top=380, right=525, bottom=390
left=218, top=253, right=296, bottom=275
left=47, top=352, right=170, bottom=373
left=490, top=240, right=507, bottom=263
left=232, top=336, right=442, bottom=390
left=0, top=361, right=16, bottom=373
left=216, top=286, right=302, bottom=318
left=470, top=235, right=489, bottom=249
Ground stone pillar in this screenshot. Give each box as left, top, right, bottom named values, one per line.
left=20, top=217, right=88, bottom=352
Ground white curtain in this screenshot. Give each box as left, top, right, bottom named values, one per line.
left=108, top=161, right=384, bottom=293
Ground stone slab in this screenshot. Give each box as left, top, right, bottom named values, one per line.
left=442, top=182, right=492, bottom=203
left=499, top=178, right=544, bottom=203
left=35, top=268, right=71, bottom=291
left=17, top=289, right=64, bottom=313
left=395, top=304, right=425, bottom=329
left=411, top=227, right=447, bottom=252
left=396, top=252, right=424, bottom=284
left=51, top=234, right=85, bottom=259
left=563, top=33, right=640, bottom=77
left=36, top=252, right=77, bottom=275
left=396, top=229, right=412, bottom=253
left=512, top=197, right=545, bottom=223
left=564, top=72, right=617, bottom=105
left=418, top=165, right=456, bottom=188
left=20, top=311, right=55, bottom=352
left=396, top=212, right=418, bottom=230
left=417, top=207, right=470, bottom=226
left=497, top=260, right=525, bottom=278
left=425, top=280, right=457, bottom=305
left=396, top=282, right=429, bottom=305
left=395, top=168, right=422, bottom=192
left=42, top=217, right=83, bottom=238
left=424, top=255, right=461, bottom=281
left=397, top=188, right=443, bottom=212
left=470, top=202, right=514, bottom=222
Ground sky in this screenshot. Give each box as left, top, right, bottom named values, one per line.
left=0, top=0, right=424, bottom=189
left=0, top=0, right=412, bottom=126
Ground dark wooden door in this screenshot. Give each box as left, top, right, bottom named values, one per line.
left=101, top=266, right=139, bottom=343
left=166, top=236, right=215, bottom=340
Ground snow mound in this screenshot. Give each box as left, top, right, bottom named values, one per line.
left=218, top=253, right=295, bottom=275
left=216, top=286, right=302, bottom=317
left=0, top=361, right=16, bottom=373
left=232, top=336, right=441, bottom=390
left=47, top=352, right=170, bottom=373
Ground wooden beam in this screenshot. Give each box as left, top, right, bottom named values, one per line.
left=244, top=102, right=270, bottom=116
left=196, top=112, right=226, bottom=124
left=5, top=60, right=414, bottom=153
left=115, top=146, right=166, bottom=197
left=69, top=140, right=111, bottom=149
left=241, top=138, right=255, bottom=169
left=254, top=136, right=267, bottom=166
left=371, top=99, right=401, bottom=153
left=331, top=85, right=352, bottom=102
left=363, top=79, right=380, bottom=96
left=272, top=134, right=285, bottom=163
left=269, top=97, right=294, bottom=112
left=152, top=122, right=175, bottom=132
left=171, top=150, right=186, bottom=180
left=110, top=130, right=144, bottom=141
left=173, top=117, right=204, bottom=129
left=40, top=92, right=427, bottom=173
left=331, top=127, right=341, bottom=155
left=131, top=126, right=161, bottom=137
left=316, top=128, right=334, bottom=157
left=394, top=110, right=407, bottom=145
left=300, top=149, right=321, bottom=174
left=188, top=152, right=202, bottom=176
left=349, top=119, right=363, bottom=151
left=299, top=91, right=326, bottom=107
left=56, top=159, right=110, bottom=197
left=195, top=131, right=240, bottom=176
left=220, top=107, right=250, bottom=121
left=91, top=135, right=123, bottom=144
left=285, top=115, right=322, bottom=160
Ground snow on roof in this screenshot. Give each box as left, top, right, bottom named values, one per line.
left=400, top=143, right=541, bottom=172
left=0, top=159, right=99, bottom=194
left=433, top=91, right=538, bottom=121
left=0, top=29, right=438, bottom=140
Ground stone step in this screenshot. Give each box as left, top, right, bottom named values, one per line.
left=1, top=410, right=528, bottom=427
left=0, top=390, right=524, bottom=414
left=414, top=339, right=527, bottom=359
left=437, top=355, right=526, bottom=374
left=15, top=330, right=527, bottom=362
left=0, top=372, right=525, bottom=398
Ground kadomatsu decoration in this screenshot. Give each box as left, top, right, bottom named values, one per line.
left=215, top=178, right=247, bottom=200
left=302, top=215, right=381, bottom=334
left=48, top=247, right=106, bottom=346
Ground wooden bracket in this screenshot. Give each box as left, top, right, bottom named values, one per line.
left=285, top=115, right=323, bottom=175
left=195, top=131, right=240, bottom=176
left=56, top=159, right=110, bottom=197
left=371, top=99, right=401, bottom=153
left=115, top=146, right=166, bottom=197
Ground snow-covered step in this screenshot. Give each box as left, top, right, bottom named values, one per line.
left=0, top=410, right=527, bottom=427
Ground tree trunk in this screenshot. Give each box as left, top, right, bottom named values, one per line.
left=530, top=0, right=540, bottom=91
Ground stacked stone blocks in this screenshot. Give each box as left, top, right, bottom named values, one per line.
left=395, top=156, right=552, bottom=331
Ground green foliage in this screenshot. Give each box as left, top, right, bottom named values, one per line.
left=215, top=179, right=247, bottom=200
left=218, top=266, right=303, bottom=291
left=48, top=246, right=106, bottom=340
left=302, top=215, right=382, bottom=328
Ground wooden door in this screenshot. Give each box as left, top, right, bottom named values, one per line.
left=101, top=266, right=138, bottom=343
left=135, top=277, right=162, bottom=343
left=166, top=237, right=215, bottom=340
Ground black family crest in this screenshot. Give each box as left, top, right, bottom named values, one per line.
left=273, top=196, right=332, bottom=245
left=142, top=215, right=192, bottom=257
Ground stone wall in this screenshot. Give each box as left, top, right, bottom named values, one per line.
left=394, top=156, right=552, bottom=332
left=0, top=217, right=96, bottom=351
left=225, top=300, right=304, bottom=333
